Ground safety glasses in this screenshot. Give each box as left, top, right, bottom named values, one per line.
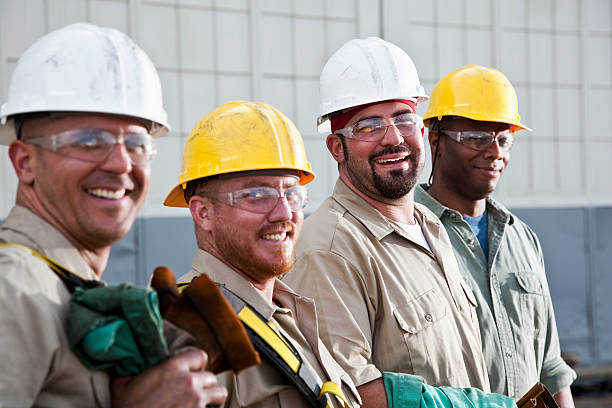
left=334, top=112, right=423, bottom=142
left=439, top=129, right=514, bottom=152
left=198, top=185, right=308, bottom=214
left=26, top=128, right=156, bottom=166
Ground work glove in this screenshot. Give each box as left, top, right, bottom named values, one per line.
left=517, top=383, right=558, bottom=408
left=68, top=283, right=170, bottom=376
left=150, top=266, right=260, bottom=374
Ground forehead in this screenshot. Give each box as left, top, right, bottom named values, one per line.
left=441, top=117, right=510, bottom=133
left=22, top=113, right=148, bottom=138
left=347, top=101, right=411, bottom=125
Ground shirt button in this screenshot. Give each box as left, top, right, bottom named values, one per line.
left=468, top=238, right=475, bottom=246
left=506, top=351, right=512, bottom=358
left=425, top=313, right=433, bottom=322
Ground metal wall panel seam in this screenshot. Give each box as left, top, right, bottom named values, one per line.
left=249, top=0, right=262, bottom=101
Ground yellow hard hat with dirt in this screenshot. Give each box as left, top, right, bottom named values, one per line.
left=424, top=65, right=531, bottom=133
left=164, top=101, right=314, bottom=208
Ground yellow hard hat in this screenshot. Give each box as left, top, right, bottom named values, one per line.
left=164, top=101, right=315, bottom=208
left=423, top=65, right=531, bottom=133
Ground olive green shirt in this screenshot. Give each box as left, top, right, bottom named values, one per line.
left=415, top=184, right=576, bottom=398
left=179, top=249, right=361, bottom=408
left=0, top=206, right=110, bottom=408
left=283, top=179, right=490, bottom=391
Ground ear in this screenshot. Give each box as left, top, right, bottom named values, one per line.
left=428, top=131, right=443, bottom=159
left=326, top=133, right=345, bottom=164
left=8, top=140, right=36, bottom=185
left=189, top=195, right=213, bottom=233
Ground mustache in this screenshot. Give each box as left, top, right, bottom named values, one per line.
left=368, top=145, right=414, bottom=161
left=259, top=221, right=295, bottom=235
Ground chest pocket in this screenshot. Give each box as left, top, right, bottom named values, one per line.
left=515, top=272, right=547, bottom=338
left=392, top=288, right=458, bottom=384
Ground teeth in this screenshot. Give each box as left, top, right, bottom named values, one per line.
left=87, top=188, right=126, bottom=200
left=262, top=232, right=287, bottom=241
left=375, top=157, right=404, bottom=164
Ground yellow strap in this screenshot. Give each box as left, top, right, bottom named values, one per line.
left=320, top=381, right=350, bottom=408
left=0, top=243, right=92, bottom=283
left=238, top=307, right=301, bottom=373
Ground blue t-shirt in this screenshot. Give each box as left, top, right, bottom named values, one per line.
left=463, top=211, right=488, bottom=260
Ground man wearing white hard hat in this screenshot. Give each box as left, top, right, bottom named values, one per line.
left=283, top=38, right=498, bottom=406
left=0, top=23, right=226, bottom=407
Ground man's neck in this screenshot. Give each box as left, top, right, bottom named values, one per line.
left=16, top=194, right=109, bottom=277
left=339, top=172, right=416, bottom=224
left=427, top=182, right=486, bottom=217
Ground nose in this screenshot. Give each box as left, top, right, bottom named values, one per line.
left=380, top=124, right=404, bottom=146
left=484, top=138, right=504, bottom=159
left=100, top=142, right=133, bottom=173
left=267, top=195, right=294, bottom=222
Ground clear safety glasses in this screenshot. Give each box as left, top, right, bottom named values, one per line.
left=198, top=185, right=309, bottom=214
left=439, top=129, right=514, bottom=152
left=26, top=128, right=157, bottom=166
left=333, top=112, right=424, bottom=142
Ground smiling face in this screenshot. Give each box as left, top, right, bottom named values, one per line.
left=17, top=114, right=151, bottom=250
left=190, top=174, right=303, bottom=284
left=332, top=101, right=425, bottom=201
left=433, top=117, right=511, bottom=201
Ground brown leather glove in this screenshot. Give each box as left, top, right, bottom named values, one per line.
left=151, top=266, right=260, bottom=374
left=517, top=382, right=559, bottom=408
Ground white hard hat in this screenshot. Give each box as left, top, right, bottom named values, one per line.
left=318, top=37, right=428, bottom=132
left=0, top=22, right=169, bottom=144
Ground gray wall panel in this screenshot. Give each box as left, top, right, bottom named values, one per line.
left=512, top=207, right=592, bottom=363
left=141, top=216, right=196, bottom=284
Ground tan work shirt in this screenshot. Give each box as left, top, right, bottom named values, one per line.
left=283, top=179, right=490, bottom=391
left=0, top=206, right=110, bottom=408
left=179, top=248, right=361, bottom=408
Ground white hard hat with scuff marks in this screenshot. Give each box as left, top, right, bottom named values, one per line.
left=0, top=22, right=169, bottom=144
left=317, top=37, right=428, bottom=132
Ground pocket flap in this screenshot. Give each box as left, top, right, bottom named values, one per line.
left=515, top=272, right=544, bottom=295
left=460, top=280, right=478, bottom=308
left=393, top=289, right=447, bottom=334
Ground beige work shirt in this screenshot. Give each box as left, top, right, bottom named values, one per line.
left=179, top=249, right=361, bottom=408
left=0, top=206, right=110, bottom=407
left=283, top=179, right=490, bottom=391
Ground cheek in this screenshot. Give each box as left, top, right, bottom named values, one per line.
left=134, top=166, right=151, bottom=192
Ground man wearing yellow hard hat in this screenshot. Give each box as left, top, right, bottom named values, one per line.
left=163, top=100, right=362, bottom=408
left=415, top=65, right=576, bottom=406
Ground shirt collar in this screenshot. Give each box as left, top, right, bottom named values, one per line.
left=415, top=183, right=514, bottom=225
left=1, top=205, right=99, bottom=280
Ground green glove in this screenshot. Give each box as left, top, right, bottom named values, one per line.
left=384, top=372, right=517, bottom=408
left=68, top=283, right=169, bottom=376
